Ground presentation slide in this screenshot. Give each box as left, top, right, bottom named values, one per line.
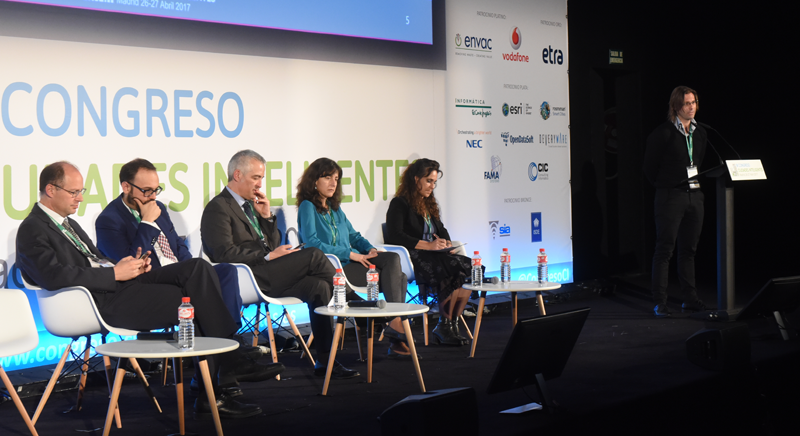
left=2, top=0, right=433, bottom=44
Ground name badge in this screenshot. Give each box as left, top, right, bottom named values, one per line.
left=687, top=165, right=700, bottom=189
left=97, top=259, right=115, bottom=268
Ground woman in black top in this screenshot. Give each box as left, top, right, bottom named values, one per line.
left=385, top=158, right=472, bottom=346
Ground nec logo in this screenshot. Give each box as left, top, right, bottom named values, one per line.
left=466, top=139, right=483, bottom=148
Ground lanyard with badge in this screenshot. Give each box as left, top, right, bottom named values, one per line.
left=48, top=215, right=114, bottom=267
left=322, top=209, right=338, bottom=245
left=685, top=126, right=700, bottom=190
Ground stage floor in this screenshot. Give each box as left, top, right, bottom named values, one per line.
left=2, top=284, right=798, bottom=436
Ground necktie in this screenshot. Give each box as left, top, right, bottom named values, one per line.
left=157, top=233, right=178, bottom=263
left=243, top=200, right=256, bottom=223
left=62, top=219, right=101, bottom=262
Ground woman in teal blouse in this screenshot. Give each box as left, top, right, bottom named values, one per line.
left=296, top=158, right=412, bottom=357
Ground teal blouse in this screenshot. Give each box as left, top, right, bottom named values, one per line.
left=297, top=200, right=374, bottom=265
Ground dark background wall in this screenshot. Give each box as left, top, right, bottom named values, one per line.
left=568, top=1, right=796, bottom=300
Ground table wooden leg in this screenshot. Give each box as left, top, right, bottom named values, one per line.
left=103, top=356, right=122, bottom=428
left=422, top=313, right=429, bottom=346
left=367, top=318, right=374, bottom=383
left=401, top=317, right=425, bottom=393
left=469, top=293, right=487, bottom=358
left=173, top=357, right=184, bottom=436
left=321, top=318, right=344, bottom=396
left=103, top=359, right=127, bottom=436
left=264, top=310, right=280, bottom=380
left=199, top=358, right=224, bottom=436
left=536, top=292, right=547, bottom=316
left=129, top=358, right=162, bottom=413
left=0, top=365, right=40, bottom=436
left=512, top=293, right=518, bottom=326
left=286, top=309, right=315, bottom=366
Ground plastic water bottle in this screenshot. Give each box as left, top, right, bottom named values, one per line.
left=501, top=248, right=511, bottom=283
left=537, top=248, right=548, bottom=284
left=333, top=268, right=347, bottom=311
left=178, top=297, right=194, bottom=350
left=471, top=251, right=483, bottom=287
left=366, top=264, right=379, bottom=301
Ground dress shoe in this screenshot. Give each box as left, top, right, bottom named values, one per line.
left=314, top=360, right=360, bottom=379
left=241, top=345, right=263, bottom=360
left=221, top=360, right=284, bottom=383
left=654, top=304, right=671, bottom=318
left=193, top=392, right=261, bottom=420
left=432, top=317, right=462, bottom=346
left=387, top=347, right=422, bottom=360
left=189, top=377, right=243, bottom=398
left=682, top=299, right=710, bottom=312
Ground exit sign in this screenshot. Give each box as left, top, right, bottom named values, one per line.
left=609, top=49, right=623, bottom=64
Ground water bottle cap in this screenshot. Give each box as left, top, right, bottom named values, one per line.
left=369, top=264, right=375, bottom=268
left=182, top=297, right=190, bottom=303
left=539, top=248, right=545, bottom=253
left=336, top=268, right=343, bottom=273
left=474, top=251, right=479, bottom=255
left=503, top=248, right=508, bottom=251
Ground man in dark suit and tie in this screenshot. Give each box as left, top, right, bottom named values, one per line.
left=16, top=161, right=282, bottom=419
left=201, top=149, right=359, bottom=379
left=95, top=158, right=243, bottom=328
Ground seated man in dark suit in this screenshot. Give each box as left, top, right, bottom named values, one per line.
left=16, top=161, right=282, bottom=419
left=201, top=149, right=358, bottom=379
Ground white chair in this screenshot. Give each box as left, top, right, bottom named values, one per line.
left=378, top=224, right=472, bottom=346
left=20, top=274, right=160, bottom=428
left=198, top=252, right=316, bottom=379
left=0, top=288, right=42, bottom=436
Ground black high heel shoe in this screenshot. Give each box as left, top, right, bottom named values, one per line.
left=432, top=317, right=462, bottom=346
left=451, top=318, right=470, bottom=345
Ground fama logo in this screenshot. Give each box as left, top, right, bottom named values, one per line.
left=466, top=139, right=483, bottom=148
left=529, top=162, right=549, bottom=181
left=542, top=45, right=564, bottom=64
left=502, top=103, right=522, bottom=116
left=485, top=155, right=502, bottom=182
left=455, top=33, right=493, bottom=51
left=502, top=26, right=529, bottom=62
left=540, top=102, right=551, bottom=120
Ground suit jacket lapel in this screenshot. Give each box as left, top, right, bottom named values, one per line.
left=221, top=188, right=258, bottom=240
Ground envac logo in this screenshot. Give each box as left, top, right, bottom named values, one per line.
left=531, top=212, right=543, bottom=243
left=502, top=102, right=522, bottom=117
left=485, top=155, right=502, bottom=182
left=502, top=27, right=530, bottom=62
left=528, top=162, right=549, bottom=181
left=540, top=102, right=551, bottom=120
left=509, top=27, right=522, bottom=50
left=466, top=139, right=483, bottom=149
left=455, top=33, right=493, bottom=51
left=542, top=45, right=564, bottom=65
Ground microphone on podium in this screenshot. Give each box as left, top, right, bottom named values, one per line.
left=348, top=300, right=387, bottom=309
left=483, top=276, right=500, bottom=284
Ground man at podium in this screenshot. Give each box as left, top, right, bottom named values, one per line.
left=643, top=86, right=709, bottom=317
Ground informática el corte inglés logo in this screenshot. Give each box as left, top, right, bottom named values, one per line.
left=485, top=155, right=502, bottom=182
left=540, top=102, right=551, bottom=120
left=455, top=98, right=492, bottom=117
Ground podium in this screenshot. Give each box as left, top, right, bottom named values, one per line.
left=705, top=160, right=766, bottom=310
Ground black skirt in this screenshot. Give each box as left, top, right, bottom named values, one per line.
left=409, top=249, right=471, bottom=298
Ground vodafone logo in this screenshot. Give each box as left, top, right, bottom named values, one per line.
left=509, top=27, right=522, bottom=50
left=502, top=26, right=529, bottom=62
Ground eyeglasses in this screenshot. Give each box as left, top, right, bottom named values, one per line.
left=683, top=100, right=698, bottom=108
left=51, top=184, right=86, bottom=198
left=128, top=181, right=164, bottom=197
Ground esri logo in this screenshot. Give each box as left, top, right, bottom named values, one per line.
left=502, top=103, right=522, bottom=117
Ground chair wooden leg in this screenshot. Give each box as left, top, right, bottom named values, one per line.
left=285, top=309, right=315, bottom=366
left=459, top=314, right=473, bottom=340
left=264, top=310, right=280, bottom=380
left=422, top=313, right=429, bottom=346
left=32, top=341, right=71, bottom=424
left=300, top=333, right=315, bottom=361
left=102, top=359, right=127, bottom=436
left=102, top=356, right=122, bottom=428
left=1, top=365, right=40, bottom=436
left=128, top=358, right=162, bottom=413
left=74, top=339, right=92, bottom=412
left=252, top=303, right=262, bottom=347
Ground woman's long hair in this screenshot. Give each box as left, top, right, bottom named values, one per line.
left=395, top=158, right=443, bottom=220
left=296, top=158, right=343, bottom=213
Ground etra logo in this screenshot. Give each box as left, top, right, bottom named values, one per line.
left=510, top=27, right=522, bottom=50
